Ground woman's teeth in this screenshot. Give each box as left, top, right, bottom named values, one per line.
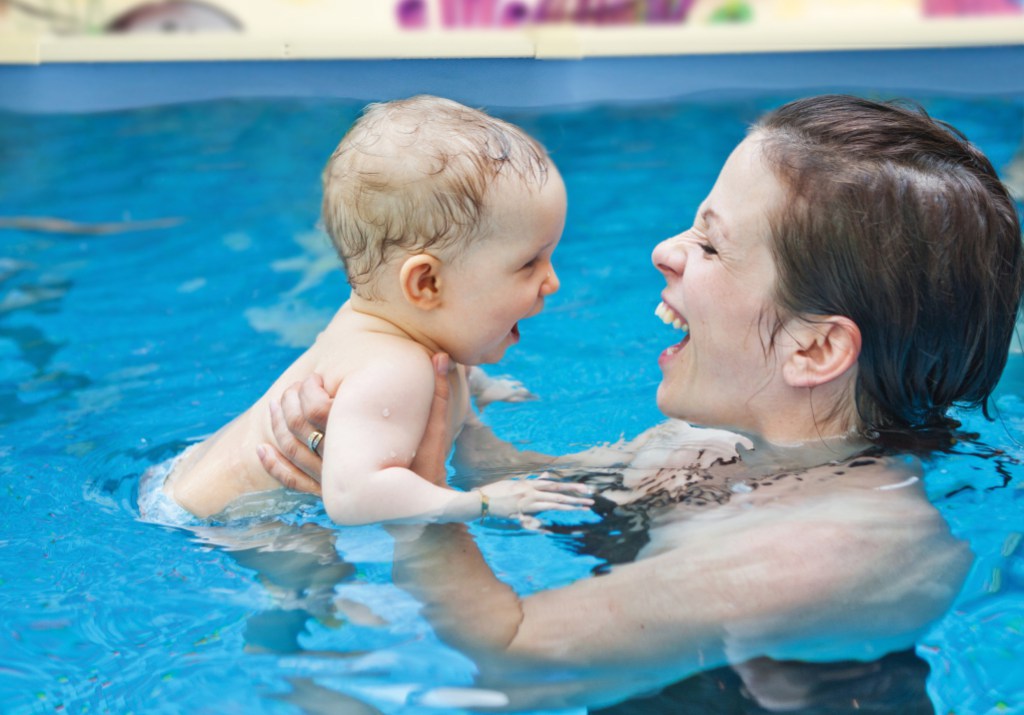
left=655, top=301, right=689, bottom=333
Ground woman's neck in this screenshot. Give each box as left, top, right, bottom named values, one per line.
left=740, top=427, right=873, bottom=471
left=741, top=373, right=863, bottom=452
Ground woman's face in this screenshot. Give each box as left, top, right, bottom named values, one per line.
left=651, top=135, right=790, bottom=433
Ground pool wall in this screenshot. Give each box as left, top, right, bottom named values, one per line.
left=2, top=45, right=1024, bottom=114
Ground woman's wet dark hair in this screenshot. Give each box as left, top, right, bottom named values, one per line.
left=753, top=95, right=1024, bottom=437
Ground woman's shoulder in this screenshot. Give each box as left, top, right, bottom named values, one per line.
left=628, top=451, right=970, bottom=663
left=641, top=450, right=963, bottom=589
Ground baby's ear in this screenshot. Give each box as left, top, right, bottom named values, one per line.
left=399, top=254, right=443, bottom=309
left=782, top=315, right=861, bottom=388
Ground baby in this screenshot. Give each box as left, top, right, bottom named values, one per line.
left=154, top=96, right=592, bottom=525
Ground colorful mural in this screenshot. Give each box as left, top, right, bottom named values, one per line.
left=924, top=0, right=1022, bottom=15
left=106, top=0, right=242, bottom=32
left=395, top=0, right=699, bottom=28
left=0, top=0, right=1020, bottom=40
left=0, top=0, right=243, bottom=33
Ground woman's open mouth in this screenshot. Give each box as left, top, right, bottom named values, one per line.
left=655, top=300, right=689, bottom=367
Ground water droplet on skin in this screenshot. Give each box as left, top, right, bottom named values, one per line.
left=382, top=408, right=391, bottom=418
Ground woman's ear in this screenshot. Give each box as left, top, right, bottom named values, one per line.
left=399, top=254, right=443, bottom=309
left=782, top=316, right=861, bottom=388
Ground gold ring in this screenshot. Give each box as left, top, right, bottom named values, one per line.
left=306, top=430, right=324, bottom=455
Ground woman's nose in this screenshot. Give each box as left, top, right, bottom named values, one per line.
left=541, top=265, right=560, bottom=297
left=652, top=236, right=685, bottom=278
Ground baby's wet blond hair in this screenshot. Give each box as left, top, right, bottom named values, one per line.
left=322, top=95, right=550, bottom=296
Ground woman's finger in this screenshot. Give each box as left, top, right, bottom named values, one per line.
left=281, top=382, right=319, bottom=449
left=257, top=443, right=323, bottom=496
left=261, top=373, right=333, bottom=490
left=269, top=397, right=323, bottom=480
left=410, top=353, right=452, bottom=484
left=297, top=374, right=332, bottom=432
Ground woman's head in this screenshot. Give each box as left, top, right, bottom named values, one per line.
left=753, top=94, right=1023, bottom=436
left=652, top=135, right=802, bottom=439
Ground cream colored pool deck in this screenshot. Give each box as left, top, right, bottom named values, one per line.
left=2, top=16, right=1023, bottom=66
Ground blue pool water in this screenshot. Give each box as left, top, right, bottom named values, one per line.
left=1, top=93, right=1023, bottom=714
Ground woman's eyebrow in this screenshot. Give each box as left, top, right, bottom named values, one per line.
left=700, top=207, right=729, bottom=243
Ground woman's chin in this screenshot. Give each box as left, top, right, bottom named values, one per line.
left=656, top=382, right=710, bottom=425
left=655, top=384, right=684, bottom=419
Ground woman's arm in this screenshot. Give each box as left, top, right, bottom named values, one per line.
left=258, top=365, right=747, bottom=493
left=393, top=488, right=971, bottom=710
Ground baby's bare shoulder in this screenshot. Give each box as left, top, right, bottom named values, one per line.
left=310, top=320, right=434, bottom=388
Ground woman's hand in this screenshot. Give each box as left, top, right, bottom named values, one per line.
left=257, top=353, right=455, bottom=494
left=257, top=374, right=333, bottom=496
left=410, top=353, right=453, bottom=484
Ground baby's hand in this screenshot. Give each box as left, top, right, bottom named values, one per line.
left=478, top=475, right=593, bottom=519
left=467, top=367, right=536, bottom=410
left=629, top=420, right=754, bottom=470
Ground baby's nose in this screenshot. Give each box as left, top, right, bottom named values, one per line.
left=541, top=266, right=560, bottom=296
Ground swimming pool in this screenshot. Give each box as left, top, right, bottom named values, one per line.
left=1, top=86, right=1023, bottom=714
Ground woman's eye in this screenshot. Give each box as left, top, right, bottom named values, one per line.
left=699, top=243, right=718, bottom=256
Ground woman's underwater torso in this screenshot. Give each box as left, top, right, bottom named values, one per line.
left=548, top=433, right=973, bottom=663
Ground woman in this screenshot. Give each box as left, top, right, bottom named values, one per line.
left=257, top=95, right=1023, bottom=710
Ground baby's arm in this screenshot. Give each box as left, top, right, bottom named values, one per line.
left=314, top=351, right=591, bottom=526
left=319, top=352, right=462, bottom=524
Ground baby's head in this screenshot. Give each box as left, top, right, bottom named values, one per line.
left=322, top=96, right=566, bottom=365
left=322, top=95, right=553, bottom=296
